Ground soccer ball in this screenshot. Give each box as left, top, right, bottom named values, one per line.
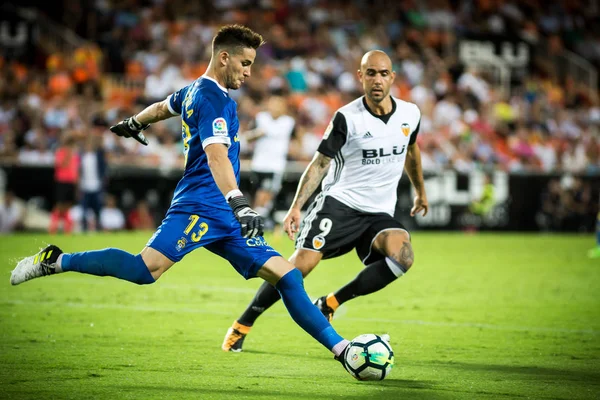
left=344, top=334, right=394, bottom=381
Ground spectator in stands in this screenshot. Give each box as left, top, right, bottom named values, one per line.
left=432, top=92, right=462, bottom=129
left=2, top=1, right=597, bottom=178
left=0, top=97, right=17, bottom=135
left=154, top=125, right=183, bottom=170
left=533, top=129, right=558, bottom=172
left=561, top=177, right=593, bottom=231
left=0, top=191, right=25, bottom=233
left=68, top=204, right=95, bottom=233
left=99, top=194, right=125, bottom=232
left=561, top=139, right=589, bottom=174
left=0, top=131, right=18, bottom=163
left=17, top=129, right=54, bottom=166
left=537, top=178, right=564, bottom=231
left=288, top=122, right=321, bottom=162
left=127, top=199, right=155, bottom=231
left=585, top=141, right=600, bottom=174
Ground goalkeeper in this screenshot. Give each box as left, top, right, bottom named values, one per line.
left=11, top=25, right=353, bottom=366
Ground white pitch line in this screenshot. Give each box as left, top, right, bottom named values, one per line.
left=3, top=299, right=598, bottom=336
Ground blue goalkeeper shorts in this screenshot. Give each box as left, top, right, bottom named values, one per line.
left=147, top=207, right=280, bottom=279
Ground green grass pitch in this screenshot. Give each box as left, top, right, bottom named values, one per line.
left=1, top=232, right=599, bottom=399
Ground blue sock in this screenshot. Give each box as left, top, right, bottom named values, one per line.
left=61, top=248, right=155, bottom=285
left=275, top=268, right=344, bottom=351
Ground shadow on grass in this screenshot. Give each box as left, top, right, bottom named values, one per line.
left=240, top=349, right=331, bottom=362
left=437, top=361, right=600, bottom=383
left=375, top=378, right=437, bottom=389
left=114, top=380, right=446, bottom=400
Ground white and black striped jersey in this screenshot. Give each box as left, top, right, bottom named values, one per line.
left=317, top=96, right=421, bottom=216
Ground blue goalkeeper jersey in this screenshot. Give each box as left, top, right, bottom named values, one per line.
left=166, top=76, right=240, bottom=212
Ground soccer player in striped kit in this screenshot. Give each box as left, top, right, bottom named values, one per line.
left=223, top=50, right=428, bottom=352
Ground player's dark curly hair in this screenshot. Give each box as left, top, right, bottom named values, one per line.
left=212, top=25, right=265, bottom=54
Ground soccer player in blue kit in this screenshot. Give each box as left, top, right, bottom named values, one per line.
left=10, top=25, right=352, bottom=366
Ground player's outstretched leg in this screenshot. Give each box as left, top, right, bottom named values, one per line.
left=221, top=321, right=251, bottom=352
left=11, top=245, right=156, bottom=286
left=316, top=231, right=413, bottom=316
left=222, top=280, right=281, bottom=351
left=321, top=257, right=404, bottom=314
left=313, top=294, right=339, bottom=322
left=10, top=245, right=62, bottom=285
left=222, top=249, right=321, bottom=351
left=257, top=257, right=350, bottom=364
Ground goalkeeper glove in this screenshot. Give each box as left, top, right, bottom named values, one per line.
left=228, top=195, right=264, bottom=239
left=110, top=116, right=150, bottom=146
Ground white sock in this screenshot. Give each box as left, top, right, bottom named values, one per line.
left=56, top=254, right=64, bottom=272
left=332, top=339, right=351, bottom=357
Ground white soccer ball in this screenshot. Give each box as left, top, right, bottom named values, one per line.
left=344, top=334, right=394, bottom=381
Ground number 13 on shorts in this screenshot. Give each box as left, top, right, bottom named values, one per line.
left=184, top=214, right=209, bottom=242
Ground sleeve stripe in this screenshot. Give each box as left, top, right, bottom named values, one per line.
left=317, top=112, right=348, bottom=157
left=202, top=136, right=231, bottom=149
left=413, top=119, right=421, bottom=134
left=408, top=104, right=421, bottom=145
left=409, top=118, right=421, bottom=145
left=166, top=94, right=180, bottom=115
left=317, top=148, right=336, bottom=158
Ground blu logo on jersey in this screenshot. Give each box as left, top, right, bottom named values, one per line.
left=213, top=118, right=228, bottom=136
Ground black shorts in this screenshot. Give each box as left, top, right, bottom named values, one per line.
left=250, top=171, right=283, bottom=194
left=55, top=182, right=76, bottom=204
left=295, top=194, right=409, bottom=265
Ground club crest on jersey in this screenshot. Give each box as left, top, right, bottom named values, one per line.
left=401, top=123, right=410, bottom=137
left=176, top=237, right=187, bottom=251
left=313, top=235, right=326, bottom=250
left=213, top=117, right=228, bottom=136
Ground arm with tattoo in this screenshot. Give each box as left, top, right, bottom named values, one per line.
left=290, top=152, right=332, bottom=210
left=404, top=143, right=429, bottom=216
left=404, top=143, right=425, bottom=197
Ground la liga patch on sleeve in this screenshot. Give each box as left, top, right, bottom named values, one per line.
left=212, top=117, right=228, bottom=136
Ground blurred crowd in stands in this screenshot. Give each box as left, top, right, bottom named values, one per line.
left=1, top=0, right=600, bottom=173
left=1, top=0, right=600, bottom=233
left=536, top=174, right=598, bottom=232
